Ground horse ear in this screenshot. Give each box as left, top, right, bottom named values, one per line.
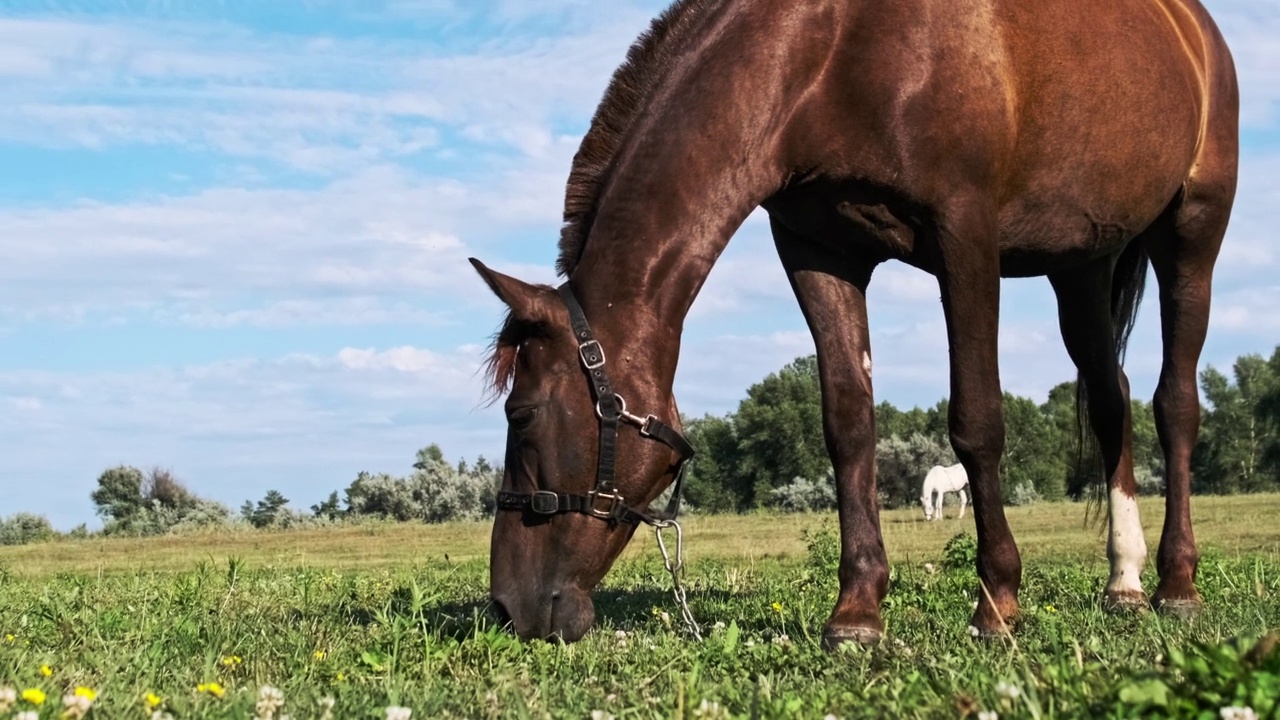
left=469, top=258, right=554, bottom=320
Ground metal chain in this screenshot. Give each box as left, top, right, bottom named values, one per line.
left=653, top=519, right=702, bottom=641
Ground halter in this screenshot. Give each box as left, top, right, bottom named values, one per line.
left=494, top=283, right=696, bottom=527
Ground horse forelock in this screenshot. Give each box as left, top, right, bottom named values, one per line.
left=556, top=0, right=718, bottom=276
left=482, top=314, right=547, bottom=401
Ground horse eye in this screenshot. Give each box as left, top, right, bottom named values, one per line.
left=508, top=406, right=538, bottom=430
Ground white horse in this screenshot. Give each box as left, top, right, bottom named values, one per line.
left=921, top=463, right=969, bottom=521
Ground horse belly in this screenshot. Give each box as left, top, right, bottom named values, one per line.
left=991, top=0, right=1207, bottom=275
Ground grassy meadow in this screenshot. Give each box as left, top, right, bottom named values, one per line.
left=1, top=495, right=1278, bottom=719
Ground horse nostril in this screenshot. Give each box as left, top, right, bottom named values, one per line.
left=550, top=590, right=562, bottom=601
left=490, top=597, right=513, bottom=628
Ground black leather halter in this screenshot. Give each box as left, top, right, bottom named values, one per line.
left=494, top=283, right=696, bottom=526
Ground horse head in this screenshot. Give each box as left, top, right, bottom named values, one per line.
left=471, top=259, right=691, bottom=642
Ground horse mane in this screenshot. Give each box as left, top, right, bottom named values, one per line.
left=556, top=0, right=719, bottom=276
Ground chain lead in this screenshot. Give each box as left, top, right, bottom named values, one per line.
left=653, top=519, right=702, bottom=641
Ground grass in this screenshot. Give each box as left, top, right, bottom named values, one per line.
left=1, top=495, right=1278, bottom=718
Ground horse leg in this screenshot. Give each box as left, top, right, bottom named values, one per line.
left=771, top=218, right=887, bottom=648
left=958, top=488, right=967, bottom=518
left=933, top=203, right=1021, bottom=635
left=1146, top=185, right=1232, bottom=617
left=1049, top=256, right=1147, bottom=612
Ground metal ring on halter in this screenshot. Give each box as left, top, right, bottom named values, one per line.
left=595, top=393, right=627, bottom=419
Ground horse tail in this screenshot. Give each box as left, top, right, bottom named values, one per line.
left=1069, top=241, right=1150, bottom=506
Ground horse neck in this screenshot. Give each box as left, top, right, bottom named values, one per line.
left=567, top=42, right=799, bottom=383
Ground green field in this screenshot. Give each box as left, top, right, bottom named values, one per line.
left=1, top=495, right=1278, bottom=719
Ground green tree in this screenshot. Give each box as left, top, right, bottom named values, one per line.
left=247, top=490, right=290, bottom=528
left=681, top=414, right=744, bottom=511
left=311, top=491, right=343, bottom=520
left=733, top=355, right=830, bottom=507
left=90, top=465, right=146, bottom=523
left=414, top=444, right=447, bottom=471
left=1002, top=392, right=1067, bottom=502
left=1254, top=346, right=1280, bottom=481
left=1193, top=354, right=1278, bottom=493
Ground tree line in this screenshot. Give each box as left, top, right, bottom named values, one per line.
left=3, top=345, right=1277, bottom=545
left=680, top=345, right=1280, bottom=512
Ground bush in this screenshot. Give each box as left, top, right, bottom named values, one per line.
left=942, top=531, right=978, bottom=570
left=0, top=513, right=55, bottom=546
left=769, top=475, right=836, bottom=512
left=342, top=447, right=501, bottom=524
left=1008, top=481, right=1042, bottom=506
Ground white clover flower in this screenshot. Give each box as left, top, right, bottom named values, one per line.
left=968, top=625, right=981, bottom=638
left=255, top=684, right=286, bottom=720
left=386, top=706, right=413, bottom=720
left=824, top=715, right=840, bottom=720
left=1220, top=708, right=1258, bottom=720
left=712, top=621, right=726, bottom=630
left=151, top=712, right=175, bottom=720
left=62, top=692, right=94, bottom=719
left=995, top=681, right=1021, bottom=700
left=978, top=711, right=999, bottom=720
left=692, top=699, right=731, bottom=719
left=615, top=629, right=629, bottom=640
left=771, top=634, right=792, bottom=646
left=0, top=686, right=17, bottom=713
left=16, top=711, right=39, bottom=720
left=924, top=563, right=937, bottom=574
left=319, top=695, right=336, bottom=720
left=590, top=711, right=615, bottom=720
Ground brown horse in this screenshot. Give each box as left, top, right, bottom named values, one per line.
left=470, top=0, right=1238, bottom=645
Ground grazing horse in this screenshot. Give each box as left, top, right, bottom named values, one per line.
left=921, top=464, right=969, bottom=521
left=471, top=0, right=1237, bottom=646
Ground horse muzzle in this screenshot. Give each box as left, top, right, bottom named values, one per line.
left=491, top=585, right=595, bottom=642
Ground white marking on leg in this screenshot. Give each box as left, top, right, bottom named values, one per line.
left=1106, top=487, right=1148, bottom=596
left=862, top=351, right=872, bottom=378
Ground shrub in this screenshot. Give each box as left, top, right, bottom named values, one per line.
left=769, top=475, right=837, bottom=512
left=0, top=513, right=55, bottom=546
left=942, top=531, right=978, bottom=570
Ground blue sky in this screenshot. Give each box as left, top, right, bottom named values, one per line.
left=1, top=0, right=1277, bottom=529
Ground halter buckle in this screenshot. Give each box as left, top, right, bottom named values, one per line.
left=586, top=490, right=623, bottom=519
left=578, top=340, right=606, bottom=370
left=529, top=491, right=560, bottom=515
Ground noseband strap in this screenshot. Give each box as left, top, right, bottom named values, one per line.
left=494, top=283, right=695, bottom=526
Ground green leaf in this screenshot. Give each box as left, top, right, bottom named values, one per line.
left=722, top=620, right=740, bottom=655
left=360, top=649, right=390, bottom=672
left=1118, top=680, right=1171, bottom=707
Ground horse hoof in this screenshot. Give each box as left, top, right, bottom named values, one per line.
left=1102, top=590, right=1150, bottom=614
left=967, top=623, right=1016, bottom=641
left=1153, top=597, right=1202, bottom=621
left=822, top=626, right=884, bottom=651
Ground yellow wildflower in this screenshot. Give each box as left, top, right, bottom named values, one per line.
left=73, top=687, right=97, bottom=702
left=39, top=665, right=53, bottom=677
left=3, top=634, right=13, bottom=644
left=22, top=688, right=47, bottom=706
left=144, top=692, right=163, bottom=709
left=1044, top=605, right=1058, bottom=614
left=313, top=650, right=327, bottom=661
left=220, top=655, right=243, bottom=668
left=197, top=682, right=226, bottom=699
left=771, top=602, right=784, bottom=613
left=334, top=672, right=347, bottom=683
